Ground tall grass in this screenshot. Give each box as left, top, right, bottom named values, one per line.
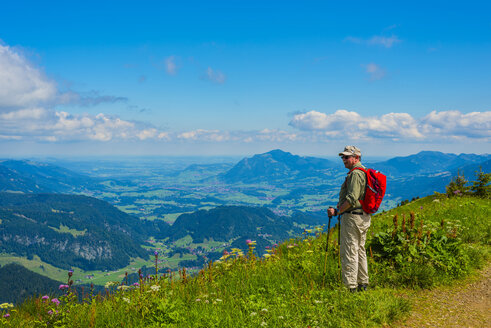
left=1, top=195, right=489, bottom=327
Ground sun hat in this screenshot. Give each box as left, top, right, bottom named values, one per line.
left=339, top=145, right=362, bottom=157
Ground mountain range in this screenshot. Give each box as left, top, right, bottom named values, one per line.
left=219, top=149, right=337, bottom=184
left=220, top=149, right=491, bottom=201
left=0, top=160, right=102, bottom=193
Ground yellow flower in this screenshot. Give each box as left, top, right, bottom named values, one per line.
left=0, top=303, right=13, bottom=309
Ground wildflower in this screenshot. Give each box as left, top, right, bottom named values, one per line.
left=250, top=312, right=257, bottom=316
left=195, top=299, right=201, bottom=302
left=263, top=254, right=271, bottom=258
left=105, top=281, right=118, bottom=289
left=287, top=245, right=294, bottom=249
left=68, top=270, right=73, bottom=277
left=261, top=322, right=267, bottom=327
left=47, top=310, right=54, bottom=315
left=261, top=308, right=268, bottom=312
left=150, top=285, right=160, bottom=292
left=278, top=316, right=284, bottom=319
left=215, top=299, right=222, bottom=302
left=314, top=300, right=322, bottom=304
left=154, top=250, right=158, bottom=256
left=42, top=295, right=49, bottom=301
left=246, top=239, right=256, bottom=245
left=51, top=298, right=60, bottom=306
left=122, top=297, right=130, bottom=303
left=3, top=313, right=10, bottom=318
left=117, top=285, right=130, bottom=291
left=0, top=303, right=13, bottom=309
left=59, top=284, right=69, bottom=290
left=132, top=282, right=140, bottom=287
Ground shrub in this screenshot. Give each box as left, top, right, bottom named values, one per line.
left=446, top=171, right=470, bottom=197
left=369, top=212, right=471, bottom=288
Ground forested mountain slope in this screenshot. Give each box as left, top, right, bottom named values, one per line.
left=0, top=193, right=168, bottom=270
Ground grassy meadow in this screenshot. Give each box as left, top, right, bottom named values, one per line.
left=1, top=194, right=489, bottom=327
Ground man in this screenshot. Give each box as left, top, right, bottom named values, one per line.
left=327, top=145, right=370, bottom=292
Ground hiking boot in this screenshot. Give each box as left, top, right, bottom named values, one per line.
left=357, top=284, right=368, bottom=292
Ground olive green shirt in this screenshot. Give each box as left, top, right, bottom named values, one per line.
left=338, top=162, right=367, bottom=210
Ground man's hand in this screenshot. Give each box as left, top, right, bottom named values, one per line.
left=327, top=207, right=337, bottom=217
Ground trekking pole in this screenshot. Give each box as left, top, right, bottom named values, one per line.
left=322, top=209, right=333, bottom=287
left=338, top=214, right=342, bottom=281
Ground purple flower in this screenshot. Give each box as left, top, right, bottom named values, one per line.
left=51, top=298, right=60, bottom=306
left=59, top=284, right=69, bottom=290
left=47, top=310, right=54, bottom=315
left=42, top=295, right=49, bottom=300
left=246, top=239, right=252, bottom=245
left=132, top=282, right=140, bottom=287
left=154, top=251, right=158, bottom=256
left=420, top=206, right=423, bottom=210
left=3, top=313, right=10, bottom=318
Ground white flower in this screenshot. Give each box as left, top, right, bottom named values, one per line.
left=261, top=308, right=268, bottom=312
left=104, top=281, right=118, bottom=289
left=150, top=285, right=160, bottom=292
left=122, top=297, right=130, bottom=304
left=261, top=322, right=267, bottom=327
left=250, top=312, right=257, bottom=316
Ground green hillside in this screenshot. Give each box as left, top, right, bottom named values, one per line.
left=0, top=263, right=63, bottom=304
left=1, top=194, right=489, bottom=327
left=0, top=193, right=167, bottom=271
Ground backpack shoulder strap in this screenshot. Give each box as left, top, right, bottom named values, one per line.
left=349, top=167, right=368, bottom=174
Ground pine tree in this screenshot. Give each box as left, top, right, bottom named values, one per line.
left=470, top=166, right=491, bottom=198
left=446, top=170, right=470, bottom=197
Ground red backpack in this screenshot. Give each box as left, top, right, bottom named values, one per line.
left=350, top=167, right=387, bottom=214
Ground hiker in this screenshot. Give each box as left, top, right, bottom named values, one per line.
left=327, top=145, right=370, bottom=292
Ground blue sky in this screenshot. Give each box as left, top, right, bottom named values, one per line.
left=0, top=1, right=490, bottom=157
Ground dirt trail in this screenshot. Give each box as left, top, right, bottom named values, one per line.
left=392, top=263, right=491, bottom=328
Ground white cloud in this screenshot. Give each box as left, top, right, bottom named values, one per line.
left=345, top=35, right=401, bottom=48
left=421, top=111, right=491, bottom=138
left=0, top=108, right=168, bottom=142
left=177, top=129, right=230, bottom=142
left=0, top=45, right=57, bottom=110
left=367, top=35, right=401, bottom=48
left=204, top=67, right=226, bottom=84
left=364, top=63, right=386, bottom=80
left=289, top=110, right=490, bottom=141
left=0, top=44, right=128, bottom=111
left=165, top=56, right=178, bottom=75
left=344, top=35, right=402, bottom=48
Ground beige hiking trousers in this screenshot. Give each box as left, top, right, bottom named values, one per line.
left=340, top=212, right=371, bottom=289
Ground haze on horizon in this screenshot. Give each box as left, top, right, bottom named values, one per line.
left=0, top=1, right=490, bottom=158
